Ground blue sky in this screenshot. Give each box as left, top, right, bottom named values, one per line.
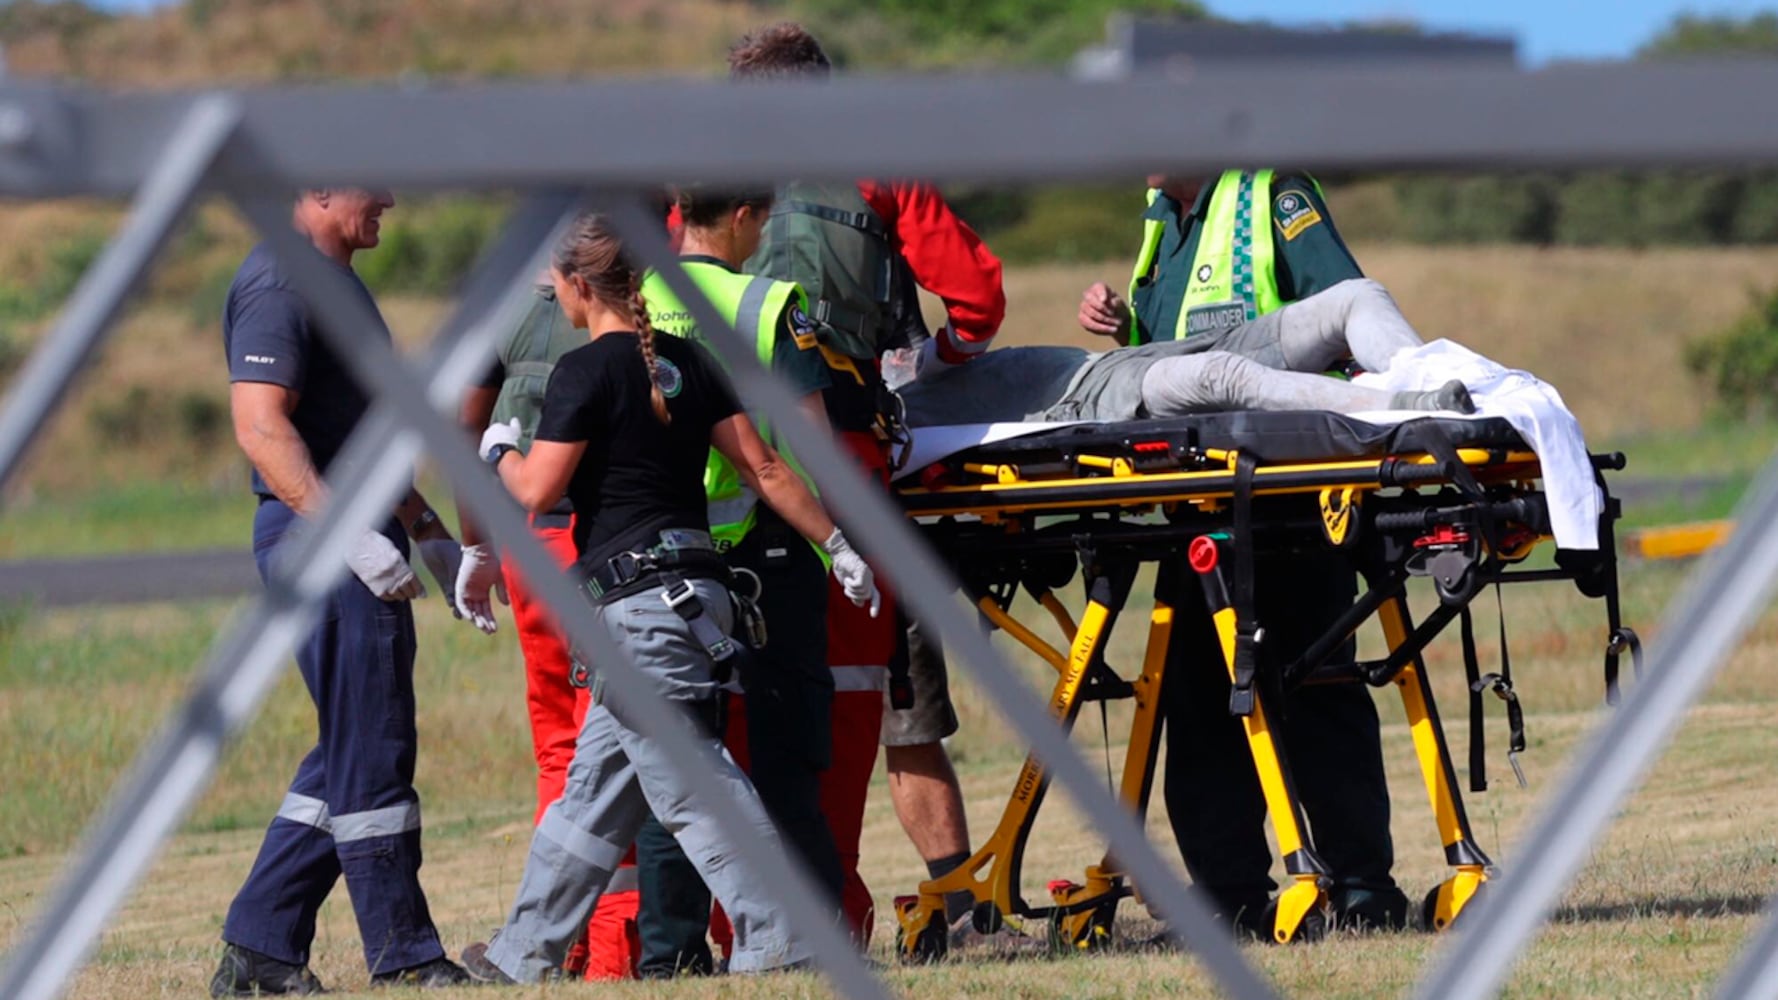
left=1205, top=0, right=1778, bottom=64
left=82, top=0, right=1778, bottom=66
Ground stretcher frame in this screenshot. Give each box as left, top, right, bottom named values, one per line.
left=888, top=418, right=1634, bottom=959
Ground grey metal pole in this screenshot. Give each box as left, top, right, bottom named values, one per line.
left=0, top=93, right=240, bottom=497
left=1716, top=900, right=1778, bottom=1000
left=0, top=192, right=577, bottom=1000
left=1415, top=454, right=1778, bottom=1000
left=226, top=189, right=894, bottom=1000
left=602, top=196, right=1280, bottom=1000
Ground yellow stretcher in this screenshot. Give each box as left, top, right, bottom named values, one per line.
left=885, top=411, right=1638, bottom=959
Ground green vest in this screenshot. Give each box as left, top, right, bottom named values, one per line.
left=490, top=286, right=592, bottom=449
left=746, top=180, right=895, bottom=361
left=641, top=261, right=819, bottom=552
left=1127, top=169, right=1295, bottom=346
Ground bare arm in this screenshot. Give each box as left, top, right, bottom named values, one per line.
left=495, top=438, right=584, bottom=514
left=711, top=410, right=837, bottom=547
left=394, top=487, right=454, bottom=543
left=456, top=385, right=500, bottom=546
left=230, top=382, right=328, bottom=516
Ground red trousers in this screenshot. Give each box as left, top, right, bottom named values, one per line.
left=714, top=431, right=893, bottom=952
left=503, top=519, right=639, bottom=980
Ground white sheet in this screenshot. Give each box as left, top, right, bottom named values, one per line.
left=894, top=340, right=1603, bottom=550
left=1352, top=339, right=1602, bottom=550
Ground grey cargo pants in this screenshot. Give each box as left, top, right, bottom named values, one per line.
left=484, top=578, right=809, bottom=981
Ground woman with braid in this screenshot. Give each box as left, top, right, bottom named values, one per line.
left=461, top=214, right=877, bottom=984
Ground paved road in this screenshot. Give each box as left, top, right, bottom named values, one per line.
left=0, top=548, right=258, bottom=607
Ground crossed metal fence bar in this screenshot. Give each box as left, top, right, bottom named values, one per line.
left=2, top=63, right=1778, bottom=1000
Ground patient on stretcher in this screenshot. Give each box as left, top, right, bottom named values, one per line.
left=895, top=278, right=1474, bottom=428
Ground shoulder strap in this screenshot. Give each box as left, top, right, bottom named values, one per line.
left=774, top=200, right=891, bottom=242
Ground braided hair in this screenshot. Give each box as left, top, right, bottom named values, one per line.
left=552, top=213, right=671, bottom=425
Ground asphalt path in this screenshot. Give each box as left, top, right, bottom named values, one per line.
left=0, top=548, right=259, bottom=607
left=0, top=475, right=1738, bottom=608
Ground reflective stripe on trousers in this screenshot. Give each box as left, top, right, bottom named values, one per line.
left=276, top=792, right=422, bottom=843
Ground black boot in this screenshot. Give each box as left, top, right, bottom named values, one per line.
left=209, top=943, right=326, bottom=997
left=369, top=955, right=474, bottom=988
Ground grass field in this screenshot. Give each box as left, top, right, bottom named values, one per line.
left=3, top=557, right=1777, bottom=998
left=4, top=243, right=1777, bottom=556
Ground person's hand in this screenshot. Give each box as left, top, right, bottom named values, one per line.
left=480, top=417, right=522, bottom=464
left=455, top=543, right=509, bottom=635
left=418, top=539, right=465, bottom=618
left=1078, top=282, right=1131, bottom=340
left=348, top=530, right=425, bottom=602
left=822, top=528, right=881, bottom=618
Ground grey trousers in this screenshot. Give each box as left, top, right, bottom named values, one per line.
left=1054, top=277, right=1428, bottom=421
left=484, top=578, right=808, bottom=981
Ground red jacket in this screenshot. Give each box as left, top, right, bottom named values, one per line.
left=857, top=180, right=1005, bottom=364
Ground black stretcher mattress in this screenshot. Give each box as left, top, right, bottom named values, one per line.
left=922, top=412, right=1528, bottom=468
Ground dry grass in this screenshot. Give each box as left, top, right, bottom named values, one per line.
left=0, top=0, right=769, bottom=88
left=6, top=242, right=1776, bottom=504
left=3, top=559, right=1777, bottom=998
left=975, top=243, right=1778, bottom=442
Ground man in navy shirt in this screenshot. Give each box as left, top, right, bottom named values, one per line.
left=211, top=188, right=471, bottom=995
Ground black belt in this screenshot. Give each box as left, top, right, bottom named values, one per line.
left=584, top=548, right=730, bottom=605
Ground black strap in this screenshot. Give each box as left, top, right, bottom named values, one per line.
left=1415, top=422, right=1487, bottom=500
left=1228, top=452, right=1260, bottom=717
left=1464, top=585, right=1530, bottom=793
left=775, top=199, right=892, bottom=241
left=1461, top=604, right=1487, bottom=793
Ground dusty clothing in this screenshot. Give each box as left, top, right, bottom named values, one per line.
left=898, top=278, right=1428, bottom=426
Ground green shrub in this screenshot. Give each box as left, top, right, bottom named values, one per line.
left=1553, top=173, right=1644, bottom=246
left=188, top=263, right=238, bottom=329
left=1684, top=287, right=1778, bottom=418
left=1636, top=171, right=1742, bottom=244
left=174, top=390, right=228, bottom=445
left=88, top=385, right=154, bottom=446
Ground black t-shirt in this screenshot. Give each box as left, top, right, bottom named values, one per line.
left=222, top=244, right=389, bottom=497
left=533, top=331, right=741, bottom=573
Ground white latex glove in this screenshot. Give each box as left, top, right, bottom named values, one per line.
left=454, top=543, right=509, bottom=635
left=418, top=538, right=464, bottom=618
left=822, top=527, right=880, bottom=618
left=348, top=530, right=424, bottom=602
left=480, top=417, right=522, bottom=463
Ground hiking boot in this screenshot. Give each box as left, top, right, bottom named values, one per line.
left=209, top=943, right=326, bottom=997
left=370, top=955, right=475, bottom=988
left=1329, top=884, right=1413, bottom=933
left=458, top=942, right=517, bottom=985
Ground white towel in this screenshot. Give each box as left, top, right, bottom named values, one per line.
left=1353, top=339, right=1603, bottom=550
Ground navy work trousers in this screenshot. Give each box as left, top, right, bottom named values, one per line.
left=221, top=499, right=445, bottom=974
left=1158, top=550, right=1398, bottom=914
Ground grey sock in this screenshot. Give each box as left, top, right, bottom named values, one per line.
left=1392, top=379, right=1476, bottom=414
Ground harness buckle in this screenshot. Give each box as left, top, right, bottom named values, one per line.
left=661, top=578, right=698, bottom=612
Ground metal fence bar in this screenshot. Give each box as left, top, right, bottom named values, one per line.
left=601, top=195, right=1281, bottom=1000
left=1414, top=453, right=1778, bottom=1000
left=0, top=190, right=577, bottom=1000
left=0, top=93, right=239, bottom=498
left=224, top=186, right=893, bottom=1000
left=1716, top=900, right=1778, bottom=1000
left=8, top=63, right=1778, bottom=197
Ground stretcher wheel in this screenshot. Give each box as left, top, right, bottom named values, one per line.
left=1420, top=879, right=1487, bottom=932
left=895, top=916, right=948, bottom=964
left=1045, top=899, right=1118, bottom=954
left=1263, top=897, right=1328, bottom=945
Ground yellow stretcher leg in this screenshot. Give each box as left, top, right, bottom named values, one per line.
left=1048, top=597, right=1173, bottom=952
left=895, top=569, right=1131, bottom=961
left=1378, top=594, right=1491, bottom=930
left=1191, top=536, right=1328, bottom=943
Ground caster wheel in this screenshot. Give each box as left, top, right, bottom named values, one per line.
left=1046, top=901, right=1117, bottom=954
left=896, top=918, right=948, bottom=964
left=1421, top=881, right=1486, bottom=932
left=1263, top=898, right=1328, bottom=945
